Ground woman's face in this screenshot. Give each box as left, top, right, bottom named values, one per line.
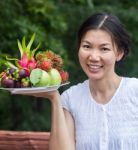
left=78, top=29, right=124, bottom=81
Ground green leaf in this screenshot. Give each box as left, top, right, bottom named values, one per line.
left=6, top=56, right=18, bottom=61
left=5, top=61, right=18, bottom=69
left=22, top=36, right=27, bottom=50
left=26, top=33, right=36, bottom=52
left=30, top=42, right=41, bottom=58
left=15, top=60, right=21, bottom=68
left=17, top=40, right=23, bottom=58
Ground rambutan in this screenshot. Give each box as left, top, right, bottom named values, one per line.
left=44, top=50, right=55, bottom=59
left=35, top=52, right=44, bottom=61
left=37, top=60, right=52, bottom=72
left=60, top=70, right=69, bottom=83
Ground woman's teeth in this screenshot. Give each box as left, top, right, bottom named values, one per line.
left=88, top=64, right=102, bottom=69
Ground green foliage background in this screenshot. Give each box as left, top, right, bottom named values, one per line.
left=0, top=0, right=138, bottom=131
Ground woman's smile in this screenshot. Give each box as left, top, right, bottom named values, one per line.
left=87, top=64, right=103, bottom=73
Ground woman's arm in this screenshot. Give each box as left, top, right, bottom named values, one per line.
left=13, top=90, right=75, bottom=150
left=49, top=91, right=75, bottom=150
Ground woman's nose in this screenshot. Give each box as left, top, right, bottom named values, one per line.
left=88, top=51, right=100, bottom=61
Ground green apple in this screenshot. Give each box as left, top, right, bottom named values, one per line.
left=30, top=68, right=51, bottom=87
left=48, top=68, right=61, bottom=86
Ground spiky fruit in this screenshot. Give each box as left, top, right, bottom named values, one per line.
left=44, top=50, right=55, bottom=60
left=60, top=71, right=69, bottom=83
left=48, top=68, right=61, bottom=85
left=37, top=60, right=52, bottom=71
left=35, top=50, right=55, bottom=62
left=35, top=50, right=63, bottom=71
left=6, top=33, right=40, bottom=75
left=52, top=55, right=63, bottom=70
left=35, top=52, right=45, bottom=61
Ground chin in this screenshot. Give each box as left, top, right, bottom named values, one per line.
left=87, top=73, right=104, bottom=81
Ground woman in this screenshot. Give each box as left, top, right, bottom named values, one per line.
left=20, top=13, right=138, bottom=150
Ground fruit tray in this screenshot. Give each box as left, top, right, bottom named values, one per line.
left=0, top=82, right=70, bottom=94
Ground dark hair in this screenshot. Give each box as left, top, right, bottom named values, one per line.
left=77, top=12, right=131, bottom=60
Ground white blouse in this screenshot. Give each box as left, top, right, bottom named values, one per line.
left=61, top=77, right=138, bottom=150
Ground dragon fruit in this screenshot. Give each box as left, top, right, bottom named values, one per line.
left=6, top=33, right=40, bottom=75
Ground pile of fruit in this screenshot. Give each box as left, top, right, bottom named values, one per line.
left=0, top=34, right=69, bottom=88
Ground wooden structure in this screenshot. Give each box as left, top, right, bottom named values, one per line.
left=0, top=131, right=50, bottom=150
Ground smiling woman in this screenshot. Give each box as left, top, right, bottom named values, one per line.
left=60, top=12, right=138, bottom=150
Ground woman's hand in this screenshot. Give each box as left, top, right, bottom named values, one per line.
left=31, top=90, right=60, bottom=101
left=12, top=90, right=60, bottom=102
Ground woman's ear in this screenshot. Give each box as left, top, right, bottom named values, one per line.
left=116, top=49, right=124, bottom=62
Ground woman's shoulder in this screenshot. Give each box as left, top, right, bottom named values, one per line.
left=123, top=77, right=138, bottom=85
left=122, top=77, right=138, bottom=91
left=68, top=79, right=88, bottom=91
left=61, top=80, right=89, bottom=97
left=61, top=80, right=89, bottom=111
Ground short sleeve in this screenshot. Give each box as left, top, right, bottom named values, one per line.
left=61, top=89, right=71, bottom=112
left=61, top=80, right=89, bottom=114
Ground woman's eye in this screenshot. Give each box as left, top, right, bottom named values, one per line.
left=82, top=45, right=90, bottom=49
left=101, top=48, right=110, bottom=51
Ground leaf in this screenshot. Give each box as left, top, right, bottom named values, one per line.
left=17, top=39, right=23, bottom=58
left=22, top=36, right=27, bottom=50
left=26, top=33, right=36, bottom=52
left=15, top=60, right=22, bottom=68
left=30, top=42, right=41, bottom=58
left=6, top=56, right=18, bottom=61
left=5, top=61, right=18, bottom=69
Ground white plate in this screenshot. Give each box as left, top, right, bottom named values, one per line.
left=0, top=82, right=70, bottom=94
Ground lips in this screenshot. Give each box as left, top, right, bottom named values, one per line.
left=87, top=64, right=103, bottom=72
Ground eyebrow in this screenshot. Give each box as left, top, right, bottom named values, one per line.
left=82, top=40, right=111, bottom=46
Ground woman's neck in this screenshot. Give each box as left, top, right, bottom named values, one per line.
left=89, top=74, right=122, bottom=104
